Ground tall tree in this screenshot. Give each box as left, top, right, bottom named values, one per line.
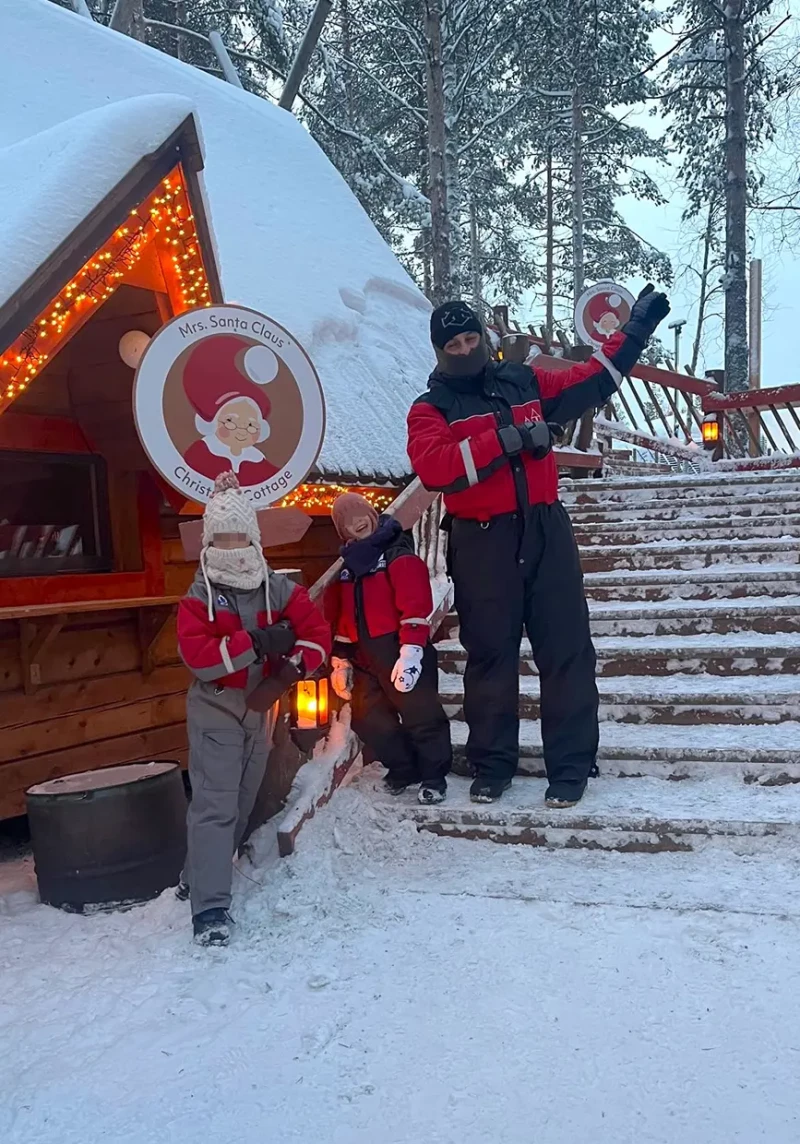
left=663, top=0, right=787, bottom=392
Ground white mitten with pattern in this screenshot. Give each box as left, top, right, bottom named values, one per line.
left=391, top=644, right=424, bottom=693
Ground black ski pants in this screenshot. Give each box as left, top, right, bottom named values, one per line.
left=450, top=501, right=598, bottom=796
left=351, top=634, right=452, bottom=785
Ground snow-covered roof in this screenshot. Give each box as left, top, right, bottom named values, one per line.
left=0, top=0, right=435, bottom=482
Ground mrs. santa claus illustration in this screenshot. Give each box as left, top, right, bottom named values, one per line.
left=583, top=288, right=632, bottom=345
left=182, top=334, right=280, bottom=485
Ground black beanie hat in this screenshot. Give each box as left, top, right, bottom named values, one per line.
left=430, top=301, right=483, bottom=349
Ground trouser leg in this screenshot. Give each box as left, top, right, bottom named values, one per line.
left=234, top=714, right=269, bottom=853
left=186, top=721, right=247, bottom=916
left=523, top=502, right=599, bottom=798
left=451, top=516, right=525, bottom=782
left=351, top=663, right=418, bottom=781
left=389, top=643, right=452, bottom=785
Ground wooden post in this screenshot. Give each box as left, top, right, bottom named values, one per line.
left=209, top=31, right=244, bottom=88
left=748, top=258, right=762, bottom=456
left=278, top=0, right=333, bottom=111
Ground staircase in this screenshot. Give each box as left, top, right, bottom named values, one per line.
left=397, top=467, right=800, bottom=853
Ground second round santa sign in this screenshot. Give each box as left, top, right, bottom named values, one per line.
left=132, top=304, right=326, bottom=505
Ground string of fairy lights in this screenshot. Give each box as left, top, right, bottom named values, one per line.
left=277, top=484, right=396, bottom=514
left=0, top=166, right=211, bottom=411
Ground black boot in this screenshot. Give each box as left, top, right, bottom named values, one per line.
left=383, top=771, right=418, bottom=796
left=418, top=779, right=447, bottom=805
left=470, top=776, right=512, bottom=803
left=545, top=780, right=587, bottom=809
left=193, top=908, right=232, bottom=947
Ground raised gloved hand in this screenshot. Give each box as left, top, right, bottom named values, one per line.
left=249, top=619, right=295, bottom=660
left=498, top=420, right=562, bottom=461
left=330, top=656, right=353, bottom=701
left=622, top=283, right=671, bottom=348
left=391, top=644, right=424, bottom=693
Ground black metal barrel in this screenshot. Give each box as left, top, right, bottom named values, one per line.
left=26, top=761, right=187, bottom=910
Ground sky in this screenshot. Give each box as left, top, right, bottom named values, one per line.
left=521, top=2, right=799, bottom=389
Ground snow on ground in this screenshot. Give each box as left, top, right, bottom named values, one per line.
left=3, top=775, right=800, bottom=1144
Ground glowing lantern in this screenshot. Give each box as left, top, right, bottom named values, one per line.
left=702, top=415, right=720, bottom=450
left=294, top=678, right=328, bottom=729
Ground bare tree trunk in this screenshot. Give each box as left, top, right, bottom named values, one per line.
left=175, top=0, right=187, bottom=61
left=571, top=86, right=585, bottom=320
left=442, top=7, right=462, bottom=295
left=723, top=0, right=748, bottom=396
left=469, top=199, right=481, bottom=310
left=545, top=146, right=555, bottom=335
left=690, top=199, right=716, bottom=375
left=339, top=0, right=355, bottom=125
left=424, top=0, right=452, bottom=305
left=109, top=0, right=146, bottom=40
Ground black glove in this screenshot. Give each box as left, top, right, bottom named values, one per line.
left=249, top=620, right=295, bottom=660
left=245, top=656, right=303, bottom=713
left=498, top=420, right=561, bottom=461
left=622, top=283, right=671, bottom=348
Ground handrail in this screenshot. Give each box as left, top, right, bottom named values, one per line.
left=702, top=384, right=800, bottom=461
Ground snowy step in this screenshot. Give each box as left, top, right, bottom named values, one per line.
left=588, top=599, right=800, bottom=638
left=450, top=714, right=800, bottom=761
left=568, top=491, right=800, bottom=524
left=439, top=672, right=800, bottom=726
left=574, top=515, right=800, bottom=547
left=561, top=469, right=800, bottom=503
left=583, top=565, right=800, bottom=603
left=436, top=632, right=800, bottom=676
left=363, top=772, right=800, bottom=855
left=579, top=538, right=800, bottom=574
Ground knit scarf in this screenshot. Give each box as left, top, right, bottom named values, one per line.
left=203, top=545, right=265, bottom=590
left=341, top=517, right=403, bottom=578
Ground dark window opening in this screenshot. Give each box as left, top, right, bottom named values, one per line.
left=0, top=452, right=112, bottom=578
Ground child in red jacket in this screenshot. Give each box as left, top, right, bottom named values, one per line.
left=177, top=472, right=330, bottom=947
left=325, top=493, right=451, bottom=804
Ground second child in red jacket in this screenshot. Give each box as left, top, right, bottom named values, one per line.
left=325, top=493, right=452, bottom=804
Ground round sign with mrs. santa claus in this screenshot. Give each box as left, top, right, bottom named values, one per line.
left=132, top=305, right=325, bottom=505
left=574, top=281, right=636, bottom=349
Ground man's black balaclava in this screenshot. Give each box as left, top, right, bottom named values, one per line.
left=430, top=300, right=490, bottom=379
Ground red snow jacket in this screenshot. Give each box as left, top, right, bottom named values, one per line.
left=178, top=569, right=331, bottom=689
left=407, top=332, right=629, bottom=521
left=324, top=531, right=433, bottom=653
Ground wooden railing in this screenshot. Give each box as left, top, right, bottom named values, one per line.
left=702, top=384, right=800, bottom=461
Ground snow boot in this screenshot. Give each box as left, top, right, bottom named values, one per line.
left=175, top=876, right=190, bottom=902
left=193, top=908, right=232, bottom=947
left=383, top=771, right=418, bottom=796
left=418, top=779, right=447, bottom=805
left=470, top=776, right=512, bottom=803
left=545, top=780, right=587, bottom=810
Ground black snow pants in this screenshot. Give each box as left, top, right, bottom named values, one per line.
left=351, top=633, right=452, bottom=786
left=450, top=501, right=598, bottom=799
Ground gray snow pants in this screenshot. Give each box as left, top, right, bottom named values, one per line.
left=184, top=681, right=271, bottom=916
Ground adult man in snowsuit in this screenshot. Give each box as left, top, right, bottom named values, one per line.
left=406, top=288, right=670, bottom=806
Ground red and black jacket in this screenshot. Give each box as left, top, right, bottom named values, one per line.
left=324, top=532, right=433, bottom=656
left=178, top=569, right=331, bottom=689
left=407, top=331, right=630, bottom=521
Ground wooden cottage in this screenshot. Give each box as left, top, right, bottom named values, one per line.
left=0, top=0, right=437, bottom=817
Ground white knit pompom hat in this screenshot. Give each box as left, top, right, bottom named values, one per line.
left=200, top=471, right=271, bottom=621
left=202, top=470, right=262, bottom=548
